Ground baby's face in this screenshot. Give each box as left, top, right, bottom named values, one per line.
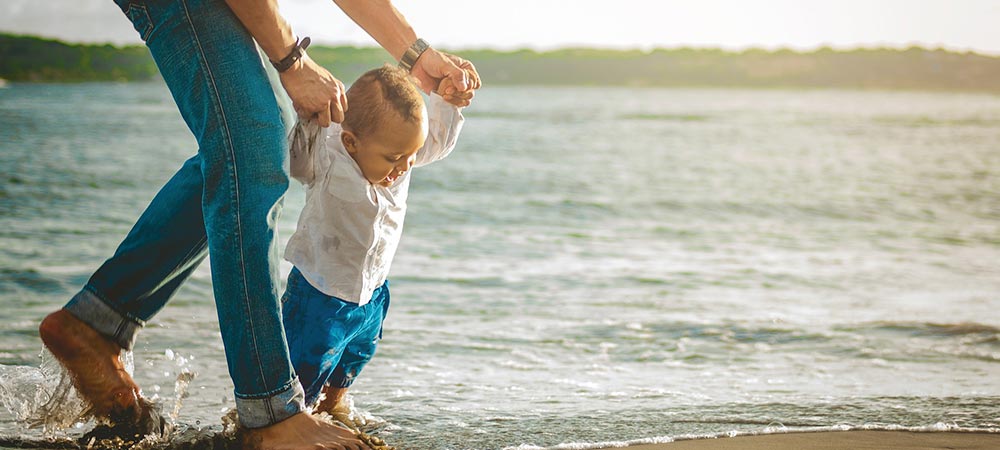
left=343, top=108, right=428, bottom=187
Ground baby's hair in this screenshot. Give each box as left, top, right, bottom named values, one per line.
left=342, top=64, right=424, bottom=138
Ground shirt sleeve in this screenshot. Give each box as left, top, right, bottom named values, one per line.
left=288, top=120, right=331, bottom=187
left=413, top=93, right=465, bottom=168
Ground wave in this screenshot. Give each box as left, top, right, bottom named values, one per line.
left=873, top=115, right=1000, bottom=128
left=866, top=321, right=1000, bottom=337
left=618, top=113, right=711, bottom=122
left=0, top=269, right=66, bottom=294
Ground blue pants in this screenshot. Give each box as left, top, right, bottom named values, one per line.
left=63, top=0, right=301, bottom=428
left=281, top=268, right=390, bottom=407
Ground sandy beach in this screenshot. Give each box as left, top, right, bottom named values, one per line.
left=625, top=431, right=1000, bottom=450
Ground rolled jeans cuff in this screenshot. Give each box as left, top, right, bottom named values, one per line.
left=64, top=286, right=143, bottom=351
left=235, top=377, right=306, bottom=428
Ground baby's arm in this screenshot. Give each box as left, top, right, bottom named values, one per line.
left=413, top=91, right=466, bottom=168
left=288, top=120, right=324, bottom=185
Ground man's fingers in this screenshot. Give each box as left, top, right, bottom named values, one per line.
left=448, top=65, right=469, bottom=92
left=334, top=80, right=349, bottom=123
left=322, top=79, right=347, bottom=124
left=337, top=78, right=348, bottom=110
left=316, top=102, right=332, bottom=127
left=459, top=60, right=482, bottom=90
left=330, top=101, right=345, bottom=124
left=470, top=69, right=482, bottom=89
left=448, top=55, right=480, bottom=90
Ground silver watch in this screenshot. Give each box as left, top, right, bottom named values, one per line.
left=398, top=38, right=430, bottom=72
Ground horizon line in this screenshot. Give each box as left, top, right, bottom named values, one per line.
left=4, top=32, right=1000, bottom=58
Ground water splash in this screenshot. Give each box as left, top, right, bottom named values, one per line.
left=0, top=347, right=204, bottom=448
left=0, top=350, right=89, bottom=434
left=169, top=371, right=196, bottom=424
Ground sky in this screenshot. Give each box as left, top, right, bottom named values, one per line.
left=2, top=0, right=999, bottom=55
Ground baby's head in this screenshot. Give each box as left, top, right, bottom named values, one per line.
left=340, top=65, right=428, bottom=187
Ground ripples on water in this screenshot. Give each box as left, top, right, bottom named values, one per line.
left=1, top=84, right=999, bottom=449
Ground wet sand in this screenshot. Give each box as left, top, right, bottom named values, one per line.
left=626, top=431, right=1000, bottom=450
left=3, top=430, right=998, bottom=449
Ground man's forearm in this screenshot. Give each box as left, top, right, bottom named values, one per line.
left=332, top=0, right=418, bottom=61
left=224, top=0, right=297, bottom=62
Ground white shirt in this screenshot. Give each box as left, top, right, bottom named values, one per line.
left=284, top=94, right=464, bottom=304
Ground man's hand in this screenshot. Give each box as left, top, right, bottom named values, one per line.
left=279, top=54, right=348, bottom=127
left=411, top=49, right=482, bottom=100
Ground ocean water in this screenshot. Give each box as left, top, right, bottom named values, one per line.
left=0, top=83, right=999, bottom=449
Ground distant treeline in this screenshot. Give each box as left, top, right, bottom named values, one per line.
left=3, top=33, right=1000, bottom=92
left=1, top=34, right=159, bottom=81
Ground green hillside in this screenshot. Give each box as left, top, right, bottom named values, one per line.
left=2, top=33, right=999, bottom=92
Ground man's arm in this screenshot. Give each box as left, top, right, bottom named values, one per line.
left=224, top=0, right=348, bottom=126
left=223, top=0, right=295, bottom=60
left=330, top=0, right=480, bottom=97
left=330, top=0, right=413, bottom=62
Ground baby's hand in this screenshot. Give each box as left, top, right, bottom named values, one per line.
left=436, top=70, right=475, bottom=107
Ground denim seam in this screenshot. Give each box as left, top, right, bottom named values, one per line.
left=161, top=234, right=207, bottom=288
left=180, top=0, right=270, bottom=404
left=125, top=4, right=153, bottom=42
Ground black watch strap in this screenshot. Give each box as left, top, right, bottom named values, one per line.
left=272, top=36, right=311, bottom=73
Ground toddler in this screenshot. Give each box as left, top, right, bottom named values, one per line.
left=281, top=65, right=466, bottom=415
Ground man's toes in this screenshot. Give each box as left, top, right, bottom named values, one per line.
left=111, top=387, right=140, bottom=410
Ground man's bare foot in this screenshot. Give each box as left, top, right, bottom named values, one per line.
left=241, top=412, right=367, bottom=450
left=39, top=309, right=165, bottom=438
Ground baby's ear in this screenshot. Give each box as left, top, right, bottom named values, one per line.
left=341, top=130, right=358, bottom=154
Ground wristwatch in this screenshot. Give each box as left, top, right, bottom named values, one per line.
left=398, top=38, right=430, bottom=72
left=272, top=36, right=311, bottom=73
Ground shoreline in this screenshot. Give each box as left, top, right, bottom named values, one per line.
left=2, top=429, right=999, bottom=449
left=624, top=430, right=1000, bottom=450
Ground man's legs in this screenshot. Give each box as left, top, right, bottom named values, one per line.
left=40, top=1, right=360, bottom=445
left=42, top=0, right=303, bottom=424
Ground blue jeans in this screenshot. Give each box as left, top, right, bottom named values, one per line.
left=281, top=268, right=390, bottom=407
left=63, top=0, right=303, bottom=428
